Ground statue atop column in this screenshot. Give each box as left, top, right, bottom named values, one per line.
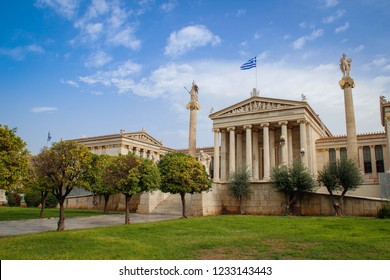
left=339, top=53, right=352, bottom=77
left=186, top=81, right=201, bottom=110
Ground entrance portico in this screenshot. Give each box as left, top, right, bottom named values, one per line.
left=210, top=96, right=332, bottom=182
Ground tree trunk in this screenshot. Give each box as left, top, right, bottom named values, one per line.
left=103, top=193, right=110, bottom=214
left=339, top=190, right=347, bottom=216
left=239, top=196, right=244, bottom=215
left=39, top=191, right=49, bottom=219
left=124, top=194, right=132, bottom=224
left=180, top=193, right=187, bottom=218
left=57, top=201, right=65, bottom=231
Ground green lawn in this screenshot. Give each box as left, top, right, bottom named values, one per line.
left=0, top=206, right=121, bottom=221
left=0, top=214, right=389, bottom=260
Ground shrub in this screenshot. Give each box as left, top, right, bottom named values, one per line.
left=7, top=193, right=21, bottom=207
left=45, top=193, right=58, bottom=208
left=24, top=190, right=41, bottom=207
left=377, top=203, right=390, bottom=219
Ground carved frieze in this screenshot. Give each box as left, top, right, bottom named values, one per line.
left=222, top=100, right=293, bottom=115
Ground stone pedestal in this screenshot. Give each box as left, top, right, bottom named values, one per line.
left=339, top=76, right=358, bottom=163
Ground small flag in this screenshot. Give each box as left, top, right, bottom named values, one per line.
left=47, top=132, right=51, bottom=142
left=240, top=57, right=257, bottom=70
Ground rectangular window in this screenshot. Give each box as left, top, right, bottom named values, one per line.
left=340, top=147, right=348, bottom=160
left=363, top=146, right=372, bottom=173
left=375, top=145, right=385, bottom=173
left=329, top=148, right=336, bottom=163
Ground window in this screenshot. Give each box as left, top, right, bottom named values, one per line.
left=375, top=145, right=385, bottom=173
left=329, top=148, right=336, bottom=163
left=363, top=146, right=372, bottom=173
left=340, top=147, right=348, bottom=160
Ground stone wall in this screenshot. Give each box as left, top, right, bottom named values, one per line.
left=196, top=182, right=385, bottom=217
left=64, top=193, right=140, bottom=212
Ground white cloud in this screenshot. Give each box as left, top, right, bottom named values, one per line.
left=0, top=44, right=44, bottom=60
left=335, top=22, right=349, bottom=33
left=60, top=79, right=79, bottom=87
left=164, top=25, right=221, bottom=58
left=323, top=0, right=339, bottom=7
left=160, top=0, right=177, bottom=12
left=322, top=9, right=345, bottom=24
left=292, top=29, right=324, bottom=50
left=107, top=26, right=141, bottom=50
left=35, top=0, right=79, bottom=19
left=351, top=44, right=365, bottom=53
left=84, top=50, right=112, bottom=68
left=30, top=107, right=58, bottom=113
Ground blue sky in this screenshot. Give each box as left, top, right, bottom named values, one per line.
left=1, top=0, right=390, bottom=155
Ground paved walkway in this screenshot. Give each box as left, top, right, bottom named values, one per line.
left=0, top=213, right=181, bottom=236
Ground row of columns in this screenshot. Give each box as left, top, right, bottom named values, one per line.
left=213, top=120, right=309, bottom=181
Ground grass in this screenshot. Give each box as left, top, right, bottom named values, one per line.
left=0, top=206, right=122, bottom=221
left=0, top=213, right=389, bottom=260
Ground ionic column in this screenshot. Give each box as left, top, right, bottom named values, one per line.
left=270, top=129, right=275, bottom=168
left=221, top=130, right=227, bottom=181
left=261, top=123, right=270, bottom=180
left=279, top=121, right=288, bottom=166
left=213, top=129, right=220, bottom=181
left=287, top=127, right=293, bottom=165
left=252, top=129, right=259, bottom=180
left=236, top=131, right=243, bottom=169
left=386, top=117, right=390, bottom=172
left=227, top=127, right=236, bottom=175
left=244, top=125, right=252, bottom=177
left=358, top=146, right=365, bottom=173
left=298, top=119, right=308, bottom=167
left=370, top=145, right=378, bottom=178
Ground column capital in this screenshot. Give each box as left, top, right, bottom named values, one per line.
left=297, top=119, right=307, bottom=124
left=339, top=76, right=355, bottom=89
left=243, top=124, right=252, bottom=130
left=278, top=120, right=288, bottom=126
left=212, top=128, right=220, bottom=133
left=260, top=122, right=270, bottom=128
left=227, top=126, right=236, bottom=132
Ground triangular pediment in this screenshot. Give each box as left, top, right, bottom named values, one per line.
left=210, top=96, right=306, bottom=119
left=124, top=131, right=162, bottom=147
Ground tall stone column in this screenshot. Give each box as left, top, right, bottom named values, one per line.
left=236, top=131, right=243, bottom=169
left=261, top=123, right=270, bottom=180
left=213, top=129, right=220, bottom=181
left=339, top=54, right=358, bottom=163
left=279, top=121, right=288, bottom=166
left=244, top=125, right=252, bottom=177
left=186, top=81, right=200, bottom=158
left=386, top=118, right=390, bottom=172
left=221, top=130, right=227, bottom=180
left=370, top=145, right=377, bottom=178
left=288, top=127, right=293, bottom=165
left=228, top=127, right=236, bottom=175
left=270, top=129, right=275, bottom=168
left=252, top=129, right=259, bottom=180
left=298, top=119, right=308, bottom=167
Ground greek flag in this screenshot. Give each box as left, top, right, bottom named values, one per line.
left=240, top=57, right=257, bottom=70
left=47, top=131, right=51, bottom=142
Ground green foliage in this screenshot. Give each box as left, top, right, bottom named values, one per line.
left=6, top=192, right=21, bottom=207
left=317, top=159, right=363, bottom=216
left=23, top=190, right=41, bottom=207
left=271, top=160, right=315, bottom=214
left=85, top=154, right=115, bottom=195
left=45, top=193, right=58, bottom=208
left=0, top=124, right=30, bottom=192
left=228, top=167, right=251, bottom=214
left=377, top=203, right=390, bottom=219
left=158, top=152, right=211, bottom=218
left=158, top=152, right=211, bottom=195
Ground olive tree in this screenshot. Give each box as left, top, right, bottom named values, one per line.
left=158, top=152, right=211, bottom=218
left=318, top=158, right=363, bottom=216
left=271, top=160, right=315, bottom=214
left=228, top=166, right=251, bottom=214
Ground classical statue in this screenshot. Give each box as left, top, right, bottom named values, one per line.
left=199, top=150, right=211, bottom=175
left=339, top=53, right=352, bottom=77
left=190, top=81, right=199, bottom=101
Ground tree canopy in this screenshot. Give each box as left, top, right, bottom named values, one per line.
left=33, top=141, right=93, bottom=230
left=318, top=158, right=363, bottom=216
left=0, top=125, right=30, bottom=193
left=104, top=153, right=160, bottom=224
left=158, top=152, right=211, bottom=218
left=271, top=160, right=315, bottom=214
left=228, top=166, right=251, bottom=214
